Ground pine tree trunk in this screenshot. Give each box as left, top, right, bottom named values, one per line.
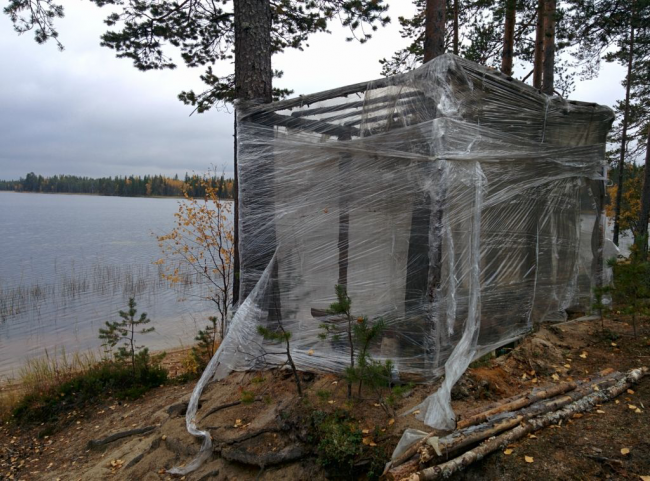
left=501, top=0, right=517, bottom=76
left=424, top=0, right=446, bottom=62
left=233, top=0, right=273, bottom=303
left=613, top=13, right=636, bottom=246
left=533, top=0, right=544, bottom=89
left=232, top=116, right=240, bottom=305
left=638, top=127, right=650, bottom=255
left=234, top=0, right=272, bottom=102
left=453, top=0, right=459, bottom=55
left=541, top=0, right=555, bottom=95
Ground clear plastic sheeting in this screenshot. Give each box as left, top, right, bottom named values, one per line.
left=173, top=54, right=612, bottom=473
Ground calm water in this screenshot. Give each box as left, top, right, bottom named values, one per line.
left=0, top=192, right=228, bottom=378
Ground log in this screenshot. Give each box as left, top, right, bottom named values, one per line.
left=406, top=367, right=647, bottom=481
left=456, top=380, right=577, bottom=429
left=386, top=371, right=622, bottom=478
left=388, top=380, right=576, bottom=471
left=87, top=425, right=156, bottom=449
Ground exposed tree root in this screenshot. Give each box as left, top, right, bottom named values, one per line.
left=87, top=425, right=156, bottom=449
left=199, top=400, right=244, bottom=421
left=216, top=427, right=283, bottom=449
left=220, top=444, right=307, bottom=468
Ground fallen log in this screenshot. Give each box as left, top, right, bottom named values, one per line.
left=87, top=425, right=156, bottom=449
left=456, top=381, right=577, bottom=429
left=388, top=372, right=616, bottom=472
left=386, top=371, right=623, bottom=479
left=406, top=367, right=647, bottom=481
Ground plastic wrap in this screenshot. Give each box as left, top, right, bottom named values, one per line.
left=172, top=54, right=613, bottom=474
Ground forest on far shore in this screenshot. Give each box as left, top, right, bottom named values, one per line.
left=0, top=172, right=234, bottom=199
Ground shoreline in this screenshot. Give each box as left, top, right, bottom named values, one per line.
left=0, top=344, right=194, bottom=391
left=0, top=191, right=234, bottom=201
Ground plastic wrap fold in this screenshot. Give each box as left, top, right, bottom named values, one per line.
left=172, top=54, right=613, bottom=474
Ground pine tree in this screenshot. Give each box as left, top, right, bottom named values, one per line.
left=98, top=297, right=155, bottom=375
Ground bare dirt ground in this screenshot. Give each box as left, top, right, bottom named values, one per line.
left=1, top=315, right=648, bottom=481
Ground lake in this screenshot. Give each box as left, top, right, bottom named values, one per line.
left=0, top=191, right=637, bottom=380
left=0, top=192, right=229, bottom=379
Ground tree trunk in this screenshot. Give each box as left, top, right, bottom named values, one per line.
left=424, top=0, right=446, bottom=62
left=453, top=0, right=459, bottom=55
left=234, top=0, right=272, bottom=102
left=638, top=127, right=650, bottom=256
left=541, top=0, right=555, bottom=95
left=532, top=0, right=544, bottom=89
left=613, top=10, right=637, bottom=246
left=232, top=116, right=240, bottom=305
left=501, top=0, right=517, bottom=76
left=233, top=0, right=273, bottom=303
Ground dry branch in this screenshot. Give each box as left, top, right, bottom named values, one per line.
left=406, top=367, right=647, bottom=481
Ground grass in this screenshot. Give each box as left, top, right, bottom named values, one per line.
left=0, top=347, right=168, bottom=427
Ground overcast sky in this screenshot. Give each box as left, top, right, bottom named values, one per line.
left=0, top=2, right=626, bottom=180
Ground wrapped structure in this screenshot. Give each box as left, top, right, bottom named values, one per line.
left=173, top=54, right=613, bottom=473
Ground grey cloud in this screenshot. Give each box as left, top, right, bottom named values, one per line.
left=0, top=1, right=626, bottom=181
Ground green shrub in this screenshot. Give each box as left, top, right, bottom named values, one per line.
left=311, top=410, right=363, bottom=478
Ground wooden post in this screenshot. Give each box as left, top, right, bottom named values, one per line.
left=337, top=132, right=352, bottom=288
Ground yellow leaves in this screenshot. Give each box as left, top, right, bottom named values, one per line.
left=629, top=404, right=638, bottom=410
left=627, top=389, right=635, bottom=395
left=552, top=373, right=560, bottom=381
left=579, top=351, right=588, bottom=359
left=307, top=349, right=314, bottom=356
left=524, top=456, right=534, bottom=463
left=596, top=409, right=606, bottom=414
left=503, top=448, right=513, bottom=455
left=639, top=476, right=650, bottom=481
left=621, top=447, right=630, bottom=456
left=388, top=418, right=395, bottom=426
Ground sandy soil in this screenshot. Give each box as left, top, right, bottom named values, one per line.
left=1, top=315, right=648, bottom=480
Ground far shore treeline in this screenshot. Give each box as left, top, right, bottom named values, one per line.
left=0, top=172, right=234, bottom=199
